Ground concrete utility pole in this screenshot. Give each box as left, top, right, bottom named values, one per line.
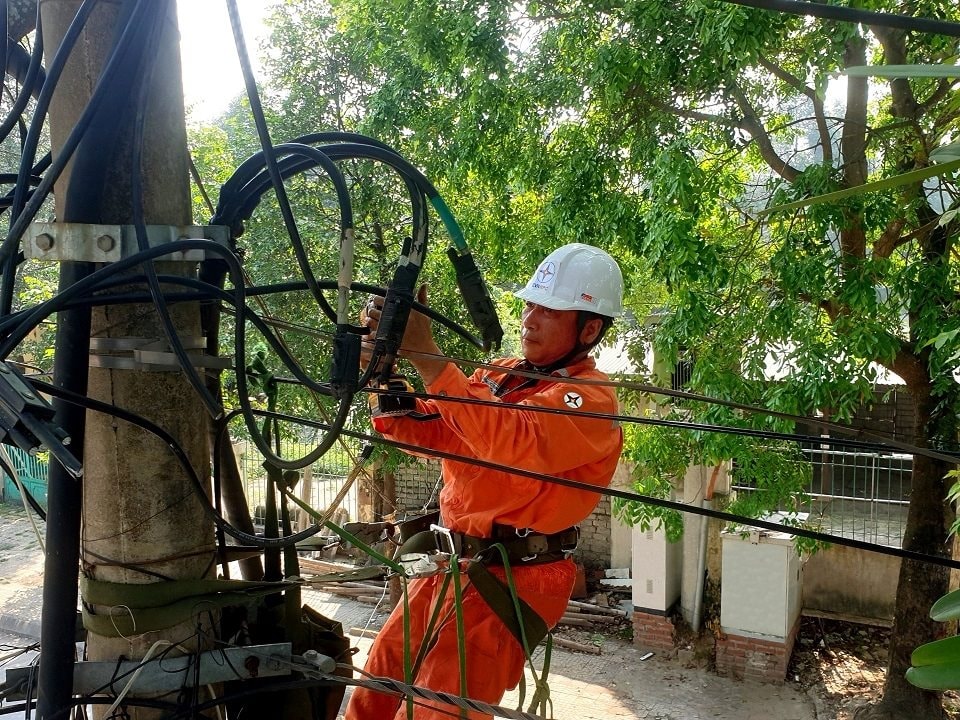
left=38, top=1, right=214, bottom=717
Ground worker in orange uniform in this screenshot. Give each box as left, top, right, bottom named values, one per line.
left=345, top=243, right=625, bottom=720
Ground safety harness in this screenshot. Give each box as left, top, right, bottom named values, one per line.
left=392, top=511, right=578, bottom=650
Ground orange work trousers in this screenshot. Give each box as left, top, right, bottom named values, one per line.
left=344, top=558, right=575, bottom=720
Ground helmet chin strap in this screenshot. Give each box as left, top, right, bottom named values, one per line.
left=530, top=344, right=591, bottom=374
left=523, top=311, right=611, bottom=374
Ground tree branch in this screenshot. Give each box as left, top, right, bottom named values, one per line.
left=837, top=36, right=870, bottom=260
left=873, top=217, right=939, bottom=260
left=623, top=85, right=740, bottom=128
left=870, top=25, right=921, bottom=121
left=757, top=54, right=833, bottom=163
left=728, top=81, right=802, bottom=182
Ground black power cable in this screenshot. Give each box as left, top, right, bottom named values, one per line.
left=225, top=0, right=339, bottom=324
left=722, top=0, right=960, bottom=38
left=263, top=409, right=960, bottom=572
left=129, top=0, right=222, bottom=418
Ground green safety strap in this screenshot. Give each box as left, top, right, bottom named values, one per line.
left=80, top=566, right=386, bottom=637
left=466, top=560, right=549, bottom=651
left=81, top=576, right=295, bottom=608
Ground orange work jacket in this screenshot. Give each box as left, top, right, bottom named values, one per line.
left=372, top=357, right=623, bottom=538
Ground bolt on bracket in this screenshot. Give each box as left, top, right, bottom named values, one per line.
left=23, top=222, right=230, bottom=263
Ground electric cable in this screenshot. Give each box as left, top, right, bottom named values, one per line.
left=225, top=0, right=338, bottom=324
left=0, top=0, right=159, bottom=313
left=0, top=0, right=100, bottom=316
left=11, top=253, right=956, bottom=572
left=211, top=135, right=432, bottom=391
left=386, top=348, right=960, bottom=464
left=128, top=2, right=222, bottom=418
left=0, top=1, right=8, bottom=83
left=722, top=0, right=960, bottom=38
left=29, top=378, right=333, bottom=550
left=253, top=408, right=960, bottom=572
left=0, top=21, right=46, bottom=148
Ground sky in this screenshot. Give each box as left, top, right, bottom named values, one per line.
left=176, top=1, right=273, bottom=123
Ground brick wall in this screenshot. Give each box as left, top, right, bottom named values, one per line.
left=632, top=610, right=676, bottom=653
left=576, top=493, right=612, bottom=569
left=714, top=618, right=800, bottom=683
left=394, top=460, right=442, bottom=515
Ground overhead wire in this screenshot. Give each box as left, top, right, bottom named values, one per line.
left=252, top=408, right=960, bottom=571
left=722, top=0, right=960, bottom=38
left=224, top=0, right=338, bottom=323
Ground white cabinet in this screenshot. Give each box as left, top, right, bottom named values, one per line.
left=631, top=525, right=682, bottom=613
left=720, top=529, right=803, bottom=640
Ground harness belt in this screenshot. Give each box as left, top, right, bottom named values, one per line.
left=455, top=525, right=579, bottom=565
left=396, top=512, right=579, bottom=566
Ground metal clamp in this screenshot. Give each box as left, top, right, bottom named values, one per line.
left=89, top=336, right=231, bottom=373
left=399, top=552, right=441, bottom=578
left=24, top=222, right=231, bottom=263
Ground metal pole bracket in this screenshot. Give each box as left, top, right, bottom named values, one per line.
left=23, top=222, right=230, bottom=263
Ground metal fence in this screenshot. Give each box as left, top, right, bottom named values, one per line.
left=732, top=445, right=911, bottom=548
left=234, top=437, right=362, bottom=526
left=0, top=446, right=49, bottom=509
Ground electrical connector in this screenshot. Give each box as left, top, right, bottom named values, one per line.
left=368, top=375, right=416, bottom=418
left=0, top=362, right=82, bottom=477
left=446, top=247, right=503, bottom=351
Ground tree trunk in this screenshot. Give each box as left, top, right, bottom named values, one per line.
left=857, top=388, right=950, bottom=720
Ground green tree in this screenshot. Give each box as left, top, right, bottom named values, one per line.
left=202, top=2, right=960, bottom=716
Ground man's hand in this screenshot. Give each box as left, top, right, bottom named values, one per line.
left=359, top=285, right=448, bottom=385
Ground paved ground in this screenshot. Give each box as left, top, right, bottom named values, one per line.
left=0, top=503, right=819, bottom=719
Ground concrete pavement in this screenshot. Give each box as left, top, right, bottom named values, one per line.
left=0, top=503, right=819, bottom=719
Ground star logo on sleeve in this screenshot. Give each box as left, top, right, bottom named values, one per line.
left=563, top=392, right=583, bottom=409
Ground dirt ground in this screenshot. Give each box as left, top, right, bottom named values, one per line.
left=788, top=617, right=960, bottom=720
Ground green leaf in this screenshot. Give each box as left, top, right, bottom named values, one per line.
left=930, top=588, right=960, bottom=622
left=911, top=635, right=960, bottom=667
left=845, top=64, right=960, bottom=78
left=760, top=157, right=960, bottom=215
left=906, top=662, right=960, bottom=691
left=923, top=328, right=960, bottom=350
left=931, top=143, right=960, bottom=164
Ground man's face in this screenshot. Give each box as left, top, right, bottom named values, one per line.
left=520, top=302, right=580, bottom=367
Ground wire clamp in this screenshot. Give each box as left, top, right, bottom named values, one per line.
left=89, top=336, right=231, bottom=372
left=0, top=362, right=81, bottom=477
left=23, top=222, right=230, bottom=263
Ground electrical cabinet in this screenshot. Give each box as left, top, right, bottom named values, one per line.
left=631, top=525, right=682, bottom=613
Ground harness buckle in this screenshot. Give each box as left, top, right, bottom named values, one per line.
left=399, top=553, right=441, bottom=578
left=515, top=527, right=533, bottom=538
left=430, top=524, right=457, bottom=555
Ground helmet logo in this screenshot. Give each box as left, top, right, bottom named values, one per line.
left=580, top=293, right=594, bottom=304
left=532, top=261, right=557, bottom=289
left=563, top=392, right=583, bottom=409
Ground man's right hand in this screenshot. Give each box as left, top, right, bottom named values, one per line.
left=358, top=295, right=383, bottom=371
left=359, top=285, right=448, bottom=385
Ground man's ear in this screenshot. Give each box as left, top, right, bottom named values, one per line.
left=579, top=317, right=603, bottom=347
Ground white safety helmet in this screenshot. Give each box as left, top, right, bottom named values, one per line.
left=515, top=243, right=623, bottom=318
